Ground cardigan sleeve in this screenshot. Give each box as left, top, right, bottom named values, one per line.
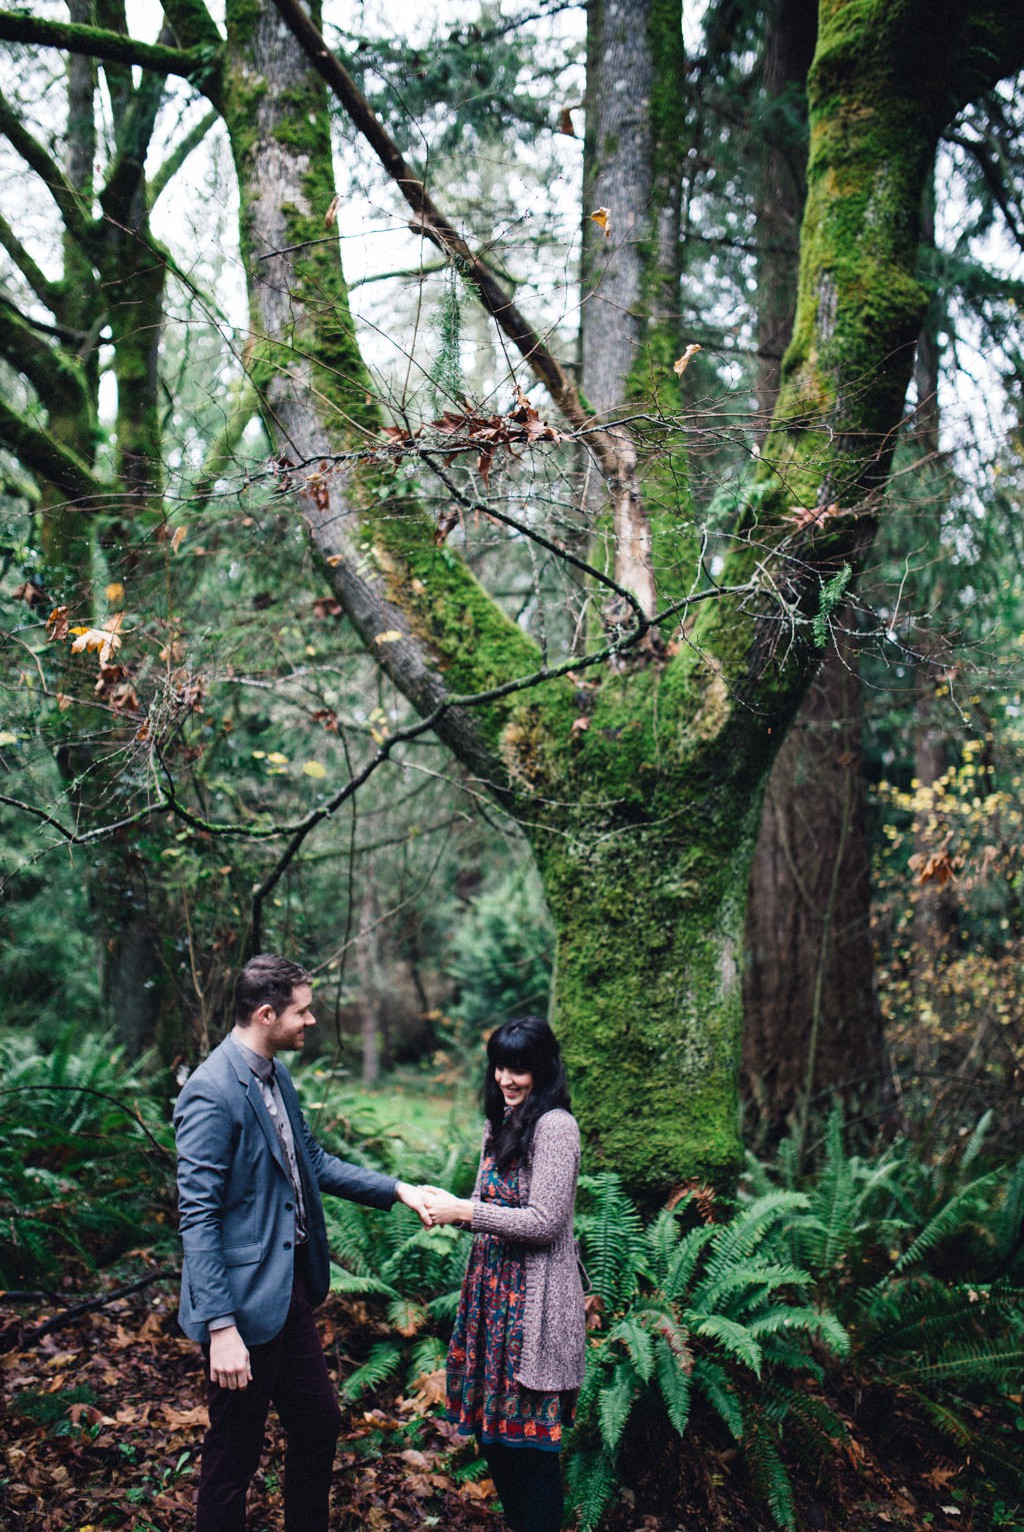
left=469, top=1110, right=579, bottom=1246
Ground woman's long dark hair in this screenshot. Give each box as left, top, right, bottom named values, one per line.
left=484, top=1015, right=571, bottom=1173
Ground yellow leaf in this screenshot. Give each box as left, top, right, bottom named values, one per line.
left=0, top=730, right=16, bottom=745
left=105, top=581, right=125, bottom=604
left=374, top=629, right=403, bottom=644
left=325, top=194, right=339, bottom=230
left=70, top=625, right=123, bottom=663
left=302, top=760, right=327, bottom=778
left=266, top=751, right=289, bottom=765
left=171, top=525, right=187, bottom=553
left=590, top=206, right=611, bottom=237
left=672, top=344, right=701, bottom=376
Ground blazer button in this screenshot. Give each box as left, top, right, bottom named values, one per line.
left=283, top=1240, right=292, bottom=1249
left=285, top=1202, right=294, bottom=1211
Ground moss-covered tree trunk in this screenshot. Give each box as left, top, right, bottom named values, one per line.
left=740, top=0, right=889, bottom=1150
left=208, top=0, right=1024, bottom=1192
left=0, top=18, right=173, bottom=1054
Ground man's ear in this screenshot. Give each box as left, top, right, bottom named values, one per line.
left=253, top=1003, right=276, bottom=1027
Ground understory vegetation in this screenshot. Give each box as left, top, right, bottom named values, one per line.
left=2, top=1038, right=1022, bottom=1530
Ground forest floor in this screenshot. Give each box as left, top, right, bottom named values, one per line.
left=0, top=1269, right=1020, bottom=1532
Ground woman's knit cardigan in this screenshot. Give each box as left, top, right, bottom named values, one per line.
left=468, top=1107, right=585, bottom=1392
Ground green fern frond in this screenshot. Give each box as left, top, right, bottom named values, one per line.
left=889, top=1343, right=1024, bottom=1385
left=608, top=1313, right=655, bottom=1381
left=387, top=1295, right=427, bottom=1335
left=654, top=1332, right=693, bottom=1436
left=700, top=1192, right=809, bottom=1290
left=576, top=1172, right=648, bottom=1309
left=597, top=1363, right=639, bottom=1455
left=658, top=1222, right=718, bottom=1302
left=695, top=1259, right=811, bottom=1313
left=566, top=1451, right=619, bottom=1532
left=693, top=1313, right=763, bottom=1375
left=748, top=1304, right=850, bottom=1359
left=887, top=1170, right=1003, bottom=1279
left=408, top=1333, right=447, bottom=1381
left=745, top=1416, right=797, bottom=1531
left=692, top=1357, right=744, bottom=1440
left=425, top=1285, right=466, bottom=1324
left=329, top=1270, right=398, bottom=1297
left=341, top=1340, right=403, bottom=1401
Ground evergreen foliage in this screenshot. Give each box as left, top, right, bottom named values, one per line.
left=747, top=1109, right=1024, bottom=1502
left=0, top=1029, right=175, bottom=1286
left=568, top=1173, right=850, bottom=1531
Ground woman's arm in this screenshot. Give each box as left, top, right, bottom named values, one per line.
left=431, top=1112, right=579, bottom=1246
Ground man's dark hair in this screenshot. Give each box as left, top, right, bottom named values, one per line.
left=484, top=1015, right=571, bottom=1173
left=234, top=954, right=312, bottom=1025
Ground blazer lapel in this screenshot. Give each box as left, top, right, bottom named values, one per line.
left=224, top=1036, right=290, bottom=1178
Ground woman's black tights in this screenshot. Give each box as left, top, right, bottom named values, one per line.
left=483, top=1443, right=563, bottom=1532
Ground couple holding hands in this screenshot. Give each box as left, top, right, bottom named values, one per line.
left=174, top=952, right=585, bottom=1532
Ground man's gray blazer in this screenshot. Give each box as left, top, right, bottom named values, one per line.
left=174, top=1035, right=397, bottom=1346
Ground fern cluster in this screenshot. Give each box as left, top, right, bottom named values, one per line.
left=0, top=1028, right=176, bottom=1286
left=567, top=1174, right=849, bottom=1531
left=746, top=1108, right=1024, bottom=1504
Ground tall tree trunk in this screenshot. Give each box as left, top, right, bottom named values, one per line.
left=742, top=630, right=887, bottom=1151
left=752, top=0, right=817, bottom=432
left=356, top=869, right=381, bottom=1087
left=741, top=0, right=890, bottom=1150
left=908, top=188, right=958, bottom=965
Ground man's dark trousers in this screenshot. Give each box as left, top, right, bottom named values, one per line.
left=195, top=1253, right=342, bottom=1532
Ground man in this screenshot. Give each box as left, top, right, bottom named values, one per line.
left=174, top=953, right=433, bottom=1531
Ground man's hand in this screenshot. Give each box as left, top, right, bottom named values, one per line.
left=208, top=1324, right=252, bottom=1390
left=395, top=1181, right=438, bottom=1228
left=423, top=1187, right=474, bottom=1227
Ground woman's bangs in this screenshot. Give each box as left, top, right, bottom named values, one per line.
left=489, top=1036, right=531, bottom=1072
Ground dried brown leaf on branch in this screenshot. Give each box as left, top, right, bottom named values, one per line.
left=379, top=391, right=564, bottom=491
left=672, top=344, right=701, bottom=376
left=590, top=206, right=612, bottom=237
left=13, top=580, right=47, bottom=608
left=434, top=506, right=461, bottom=544
left=910, top=847, right=957, bottom=886
left=46, top=605, right=70, bottom=642
left=787, top=500, right=847, bottom=530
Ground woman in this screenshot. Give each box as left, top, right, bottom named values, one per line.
left=425, top=1016, right=585, bottom=1532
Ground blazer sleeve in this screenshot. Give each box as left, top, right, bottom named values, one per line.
left=469, top=1111, right=579, bottom=1246
left=173, top=1073, right=239, bottom=1324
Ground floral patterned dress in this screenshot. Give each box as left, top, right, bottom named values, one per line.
left=445, top=1148, right=567, bottom=1451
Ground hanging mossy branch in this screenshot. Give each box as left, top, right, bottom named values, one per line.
left=0, top=11, right=216, bottom=84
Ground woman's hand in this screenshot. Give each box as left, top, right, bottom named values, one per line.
left=424, top=1188, right=474, bottom=1226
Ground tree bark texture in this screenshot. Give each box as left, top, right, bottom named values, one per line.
left=753, top=0, right=817, bottom=433
left=741, top=0, right=891, bottom=1149
left=741, top=630, right=887, bottom=1150
left=579, top=0, right=687, bottom=615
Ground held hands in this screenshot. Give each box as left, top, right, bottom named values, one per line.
left=394, top=1181, right=473, bottom=1229
left=395, top=1180, right=442, bottom=1228
left=422, top=1187, right=474, bottom=1227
